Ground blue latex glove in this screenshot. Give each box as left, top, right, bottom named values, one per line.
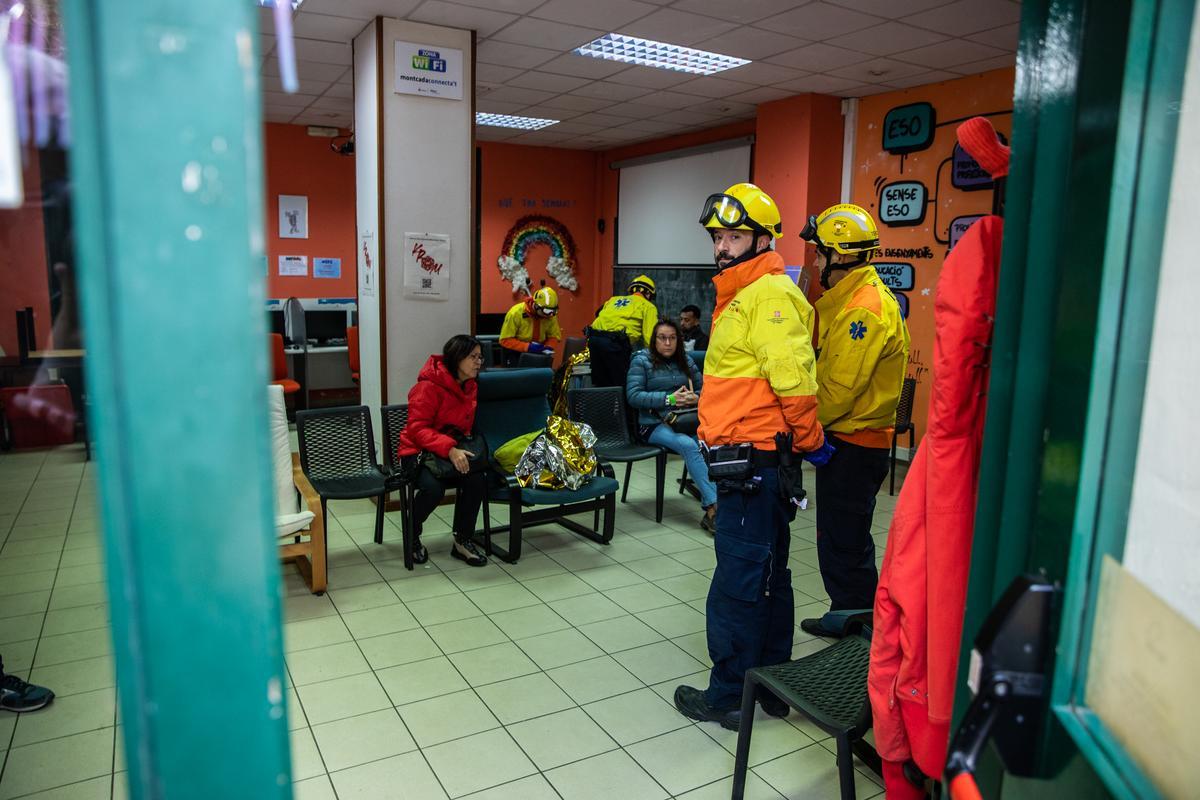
left=527, top=341, right=547, bottom=354
left=803, top=439, right=836, bottom=467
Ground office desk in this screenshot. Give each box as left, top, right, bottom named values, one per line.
left=284, top=345, right=348, bottom=355
left=283, top=346, right=354, bottom=410
left=28, top=348, right=86, bottom=368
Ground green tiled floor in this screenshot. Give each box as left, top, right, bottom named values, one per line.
left=0, top=443, right=907, bottom=799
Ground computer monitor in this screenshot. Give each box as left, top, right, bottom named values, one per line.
left=306, top=309, right=348, bottom=344
left=268, top=309, right=285, bottom=336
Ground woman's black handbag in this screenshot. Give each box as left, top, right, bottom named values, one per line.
left=422, top=432, right=489, bottom=479
left=660, top=408, right=700, bottom=436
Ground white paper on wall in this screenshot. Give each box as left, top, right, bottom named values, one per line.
left=403, top=233, right=450, bottom=301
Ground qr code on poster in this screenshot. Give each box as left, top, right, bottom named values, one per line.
left=421, top=278, right=432, bottom=289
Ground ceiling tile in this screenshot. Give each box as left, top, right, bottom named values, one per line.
left=536, top=52, right=631, bottom=79
left=263, top=58, right=348, bottom=81
left=669, top=0, right=810, bottom=24
left=507, top=129, right=578, bottom=144
left=838, top=83, right=887, bottom=97
left=409, top=1, right=518, bottom=38
left=293, top=110, right=350, bottom=126
left=966, top=23, right=1020, bottom=51
left=825, top=0, right=951, bottom=17
left=619, top=9, right=739, bottom=46
left=826, top=56, right=929, bottom=83
left=476, top=99, right=529, bottom=115
left=901, top=0, right=1023, bottom=37
left=452, top=0, right=547, bottom=13
left=883, top=69, right=962, bottom=89
left=827, top=21, right=948, bottom=56
left=763, top=2, right=886, bottom=39
left=720, top=61, right=808, bottom=86
left=299, top=0, right=420, bottom=19
left=547, top=120, right=608, bottom=134
left=506, top=71, right=592, bottom=93
left=263, top=90, right=319, bottom=108
left=292, top=12, right=369, bottom=42
left=258, top=6, right=276, bottom=33
left=692, top=26, right=803, bottom=60
left=570, top=111, right=638, bottom=128
left=539, top=94, right=617, bottom=112
left=766, top=42, right=873, bottom=71
left=308, top=95, right=354, bottom=112
left=479, top=85, right=560, bottom=105
left=621, top=118, right=683, bottom=134
left=518, top=103, right=590, bottom=120
left=475, top=126, right=522, bottom=141
left=598, top=100, right=672, bottom=119
left=489, top=17, right=603, bottom=50
left=946, top=54, right=1017, bottom=75
left=604, top=65, right=696, bottom=89
left=530, top=0, right=660, bottom=30
left=264, top=112, right=297, bottom=123
left=292, top=38, right=353, bottom=65
left=323, top=83, right=354, bottom=99
left=671, top=76, right=759, bottom=99
left=733, top=85, right=798, bottom=105
left=476, top=40, right=560, bottom=69
left=569, top=81, right=654, bottom=101
left=259, top=34, right=276, bottom=58
left=771, top=73, right=877, bottom=94
left=261, top=72, right=336, bottom=96
left=636, top=89, right=709, bottom=109
left=652, top=108, right=727, bottom=125
left=476, top=63, right=527, bottom=83
left=897, top=39, right=1007, bottom=69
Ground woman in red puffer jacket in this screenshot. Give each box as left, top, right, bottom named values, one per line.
left=397, top=335, right=488, bottom=567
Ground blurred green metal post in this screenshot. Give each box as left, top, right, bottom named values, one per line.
left=64, top=1, right=291, bottom=796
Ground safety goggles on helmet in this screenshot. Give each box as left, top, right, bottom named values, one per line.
left=698, top=193, right=780, bottom=237
left=799, top=214, right=820, bottom=245
left=534, top=303, right=558, bottom=317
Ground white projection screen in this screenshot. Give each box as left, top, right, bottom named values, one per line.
left=617, top=143, right=752, bottom=267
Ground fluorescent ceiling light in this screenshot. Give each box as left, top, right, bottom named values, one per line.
left=258, top=0, right=304, bottom=9
left=476, top=113, right=559, bottom=131
left=574, top=33, right=750, bottom=76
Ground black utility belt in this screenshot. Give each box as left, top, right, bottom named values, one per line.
left=702, top=443, right=778, bottom=472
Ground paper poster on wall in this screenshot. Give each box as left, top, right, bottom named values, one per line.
left=394, top=41, right=463, bottom=100
left=359, top=231, right=375, bottom=298
left=279, top=195, right=308, bottom=239
left=0, top=39, right=23, bottom=209
left=278, top=255, right=307, bottom=276
left=313, top=258, right=341, bottom=279
left=403, top=233, right=450, bottom=300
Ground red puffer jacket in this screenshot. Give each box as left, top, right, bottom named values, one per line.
left=397, top=355, right=478, bottom=459
left=868, top=215, right=1002, bottom=797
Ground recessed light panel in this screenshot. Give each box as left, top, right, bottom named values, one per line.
left=258, top=0, right=304, bottom=10
left=476, top=113, right=560, bottom=131
left=574, top=33, right=750, bottom=76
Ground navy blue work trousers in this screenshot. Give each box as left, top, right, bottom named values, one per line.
left=704, top=467, right=795, bottom=709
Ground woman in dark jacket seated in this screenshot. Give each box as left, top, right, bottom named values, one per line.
left=397, top=334, right=488, bottom=567
left=626, top=319, right=718, bottom=532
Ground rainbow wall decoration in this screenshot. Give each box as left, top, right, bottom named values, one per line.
left=497, top=215, right=579, bottom=294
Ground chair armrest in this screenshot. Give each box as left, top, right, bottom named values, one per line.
left=292, top=453, right=322, bottom=515
left=597, top=463, right=615, bottom=479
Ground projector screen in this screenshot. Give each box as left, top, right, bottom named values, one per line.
left=617, top=144, right=752, bottom=267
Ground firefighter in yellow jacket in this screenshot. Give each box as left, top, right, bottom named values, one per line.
left=499, top=286, right=562, bottom=366
left=586, top=275, right=658, bottom=387
left=800, top=203, right=909, bottom=637
left=673, top=183, right=833, bottom=729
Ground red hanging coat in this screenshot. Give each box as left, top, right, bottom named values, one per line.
left=868, top=216, right=1002, bottom=797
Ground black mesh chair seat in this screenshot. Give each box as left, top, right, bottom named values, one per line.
left=567, top=386, right=668, bottom=522
left=309, top=474, right=386, bottom=498
left=732, top=629, right=881, bottom=800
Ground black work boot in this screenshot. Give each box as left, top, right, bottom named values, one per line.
left=673, top=685, right=740, bottom=730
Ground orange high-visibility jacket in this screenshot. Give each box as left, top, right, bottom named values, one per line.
left=499, top=298, right=562, bottom=353
left=698, top=251, right=824, bottom=453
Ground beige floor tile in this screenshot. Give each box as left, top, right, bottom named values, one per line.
left=463, top=583, right=541, bottom=614
left=592, top=538, right=662, bottom=564
left=425, top=616, right=508, bottom=655
left=340, top=602, right=419, bottom=639
left=357, top=628, right=441, bottom=671
left=47, top=582, right=108, bottom=611
left=625, top=555, right=694, bottom=581
left=1, top=538, right=65, bottom=558
left=446, top=641, right=538, bottom=687
left=0, top=569, right=56, bottom=597
left=515, top=628, right=603, bottom=670
left=543, top=547, right=618, bottom=573
left=293, top=774, right=337, bottom=800
left=397, top=689, right=500, bottom=748
left=405, top=592, right=480, bottom=627
left=29, top=655, right=115, bottom=698
left=0, top=728, right=113, bottom=800
left=507, top=707, right=618, bottom=770
left=12, top=687, right=116, bottom=747
left=388, top=572, right=461, bottom=602
left=475, top=672, right=574, bottom=725
left=577, top=614, right=664, bottom=653
left=289, top=727, right=326, bottom=781
left=702, top=714, right=816, bottom=766
left=628, top=725, right=735, bottom=796
left=423, top=728, right=536, bottom=798
left=287, top=641, right=372, bottom=687
left=521, top=572, right=595, bottom=602
left=284, top=592, right=339, bottom=622
left=53, top=564, right=105, bottom=589
left=311, top=708, right=416, bottom=772
left=294, top=672, right=390, bottom=725
left=325, top=581, right=401, bottom=613
left=546, top=655, right=643, bottom=705
left=454, top=774, right=559, bottom=800
left=613, top=640, right=707, bottom=685
left=487, top=604, right=570, bottom=640
left=284, top=615, right=352, bottom=654
left=0, top=613, right=43, bottom=646
left=677, top=772, right=785, bottom=800
left=445, top=564, right=517, bottom=593
left=657, top=573, right=713, bottom=602
left=604, top=583, right=682, bottom=613
left=753, top=741, right=880, bottom=800
left=376, top=655, right=468, bottom=706
left=583, top=688, right=691, bottom=746
left=41, top=604, right=109, bottom=638
left=330, top=751, right=448, bottom=800
left=16, top=775, right=113, bottom=800
left=547, top=592, right=627, bottom=626
left=0, top=552, right=60, bottom=577
left=32, top=628, right=112, bottom=668
left=636, top=604, right=707, bottom=639
left=544, top=749, right=668, bottom=800
left=495, top=554, right=567, bottom=582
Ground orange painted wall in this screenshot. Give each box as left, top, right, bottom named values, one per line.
left=478, top=142, right=600, bottom=346
left=755, top=93, right=845, bottom=294
left=0, top=152, right=51, bottom=357
left=263, top=123, right=357, bottom=299
left=850, top=68, right=1015, bottom=445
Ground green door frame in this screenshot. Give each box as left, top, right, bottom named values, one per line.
left=65, top=1, right=291, bottom=796
left=956, top=0, right=1192, bottom=796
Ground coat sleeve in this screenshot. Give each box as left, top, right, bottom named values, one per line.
left=406, top=382, right=458, bottom=457
left=746, top=292, right=824, bottom=452
left=688, top=358, right=703, bottom=393
left=499, top=305, right=530, bottom=353
left=625, top=352, right=668, bottom=410
left=817, top=305, right=889, bottom=427
left=544, top=316, right=562, bottom=350
left=638, top=300, right=659, bottom=348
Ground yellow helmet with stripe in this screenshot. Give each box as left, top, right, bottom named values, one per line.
left=532, top=286, right=558, bottom=316
left=628, top=274, right=656, bottom=301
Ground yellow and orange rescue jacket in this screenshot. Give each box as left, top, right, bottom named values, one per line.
left=814, top=265, right=910, bottom=448
left=499, top=298, right=562, bottom=353
left=698, top=251, right=824, bottom=453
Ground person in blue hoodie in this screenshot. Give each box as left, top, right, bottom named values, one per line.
left=626, top=319, right=718, bottom=531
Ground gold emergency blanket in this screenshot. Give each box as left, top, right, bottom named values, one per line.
left=514, top=415, right=597, bottom=490
left=551, top=347, right=591, bottom=418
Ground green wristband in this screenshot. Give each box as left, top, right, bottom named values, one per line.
left=667, top=393, right=676, bottom=407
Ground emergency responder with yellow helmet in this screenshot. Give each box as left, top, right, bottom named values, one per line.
left=585, top=275, right=658, bottom=388
left=799, top=203, right=909, bottom=637
left=499, top=286, right=562, bottom=366
left=673, top=182, right=833, bottom=729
